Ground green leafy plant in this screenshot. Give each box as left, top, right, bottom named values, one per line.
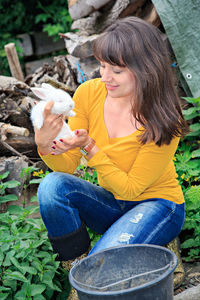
left=174, top=96, right=200, bottom=260
left=174, top=96, right=200, bottom=190
left=0, top=171, right=20, bottom=204
left=0, top=0, right=39, bottom=75
left=182, top=96, right=200, bottom=138
left=0, top=0, right=72, bottom=75
left=181, top=186, right=200, bottom=261
left=35, top=0, right=72, bottom=41
left=0, top=205, right=69, bottom=299
left=75, top=165, right=98, bottom=186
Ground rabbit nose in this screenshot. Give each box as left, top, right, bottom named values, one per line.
left=69, top=103, right=74, bottom=109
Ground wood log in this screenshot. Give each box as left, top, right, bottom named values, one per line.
left=0, top=139, right=34, bottom=165
left=0, top=135, right=38, bottom=161
left=143, top=3, right=161, bottom=27
left=71, top=0, right=147, bottom=35
left=119, top=0, right=147, bottom=18
left=0, top=75, right=29, bottom=92
left=0, top=122, right=29, bottom=138
left=4, top=43, right=24, bottom=82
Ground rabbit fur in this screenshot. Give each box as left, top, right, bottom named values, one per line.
left=30, top=83, right=76, bottom=141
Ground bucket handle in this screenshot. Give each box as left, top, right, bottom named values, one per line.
left=73, top=263, right=171, bottom=291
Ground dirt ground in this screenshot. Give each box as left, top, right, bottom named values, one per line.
left=174, top=260, right=200, bottom=295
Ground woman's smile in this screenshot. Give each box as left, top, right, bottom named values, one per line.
left=105, top=84, right=118, bottom=91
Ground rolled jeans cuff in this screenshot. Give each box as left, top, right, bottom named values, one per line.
left=48, top=223, right=91, bottom=261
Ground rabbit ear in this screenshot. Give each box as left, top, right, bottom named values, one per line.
left=31, top=87, right=48, bottom=100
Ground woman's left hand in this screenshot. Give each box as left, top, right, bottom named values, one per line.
left=50, top=129, right=90, bottom=155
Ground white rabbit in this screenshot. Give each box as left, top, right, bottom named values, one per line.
left=30, top=83, right=76, bottom=141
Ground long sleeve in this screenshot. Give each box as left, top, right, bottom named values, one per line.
left=38, top=147, right=82, bottom=173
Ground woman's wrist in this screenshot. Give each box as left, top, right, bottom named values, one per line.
left=38, top=146, right=52, bottom=156
left=80, top=138, right=95, bottom=156
left=87, top=144, right=98, bottom=159
left=37, top=141, right=53, bottom=156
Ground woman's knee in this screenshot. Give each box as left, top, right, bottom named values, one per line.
left=38, top=172, right=58, bottom=196
left=37, top=172, right=68, bottom=206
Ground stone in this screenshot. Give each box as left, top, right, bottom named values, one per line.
left=174, top=284, right=200, bottom=300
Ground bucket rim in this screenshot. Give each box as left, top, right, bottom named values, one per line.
left=69, top=244, right=178, bottom=296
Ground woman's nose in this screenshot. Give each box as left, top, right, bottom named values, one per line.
left=101, top=69, right=112, bottom=82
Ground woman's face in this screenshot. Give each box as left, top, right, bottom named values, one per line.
left=99, top=61, right=135, bottom=99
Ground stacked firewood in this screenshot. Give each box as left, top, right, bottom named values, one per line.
left=1, top=0, right=179, bottom=164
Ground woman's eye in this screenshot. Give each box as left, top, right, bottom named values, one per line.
left=113, top=70, right=122, bottom=74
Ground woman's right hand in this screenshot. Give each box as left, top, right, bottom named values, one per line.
left=35, top=101, right=63, bottom=155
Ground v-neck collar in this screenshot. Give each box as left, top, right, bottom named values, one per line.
left=100, top=85, right=142, bottom=142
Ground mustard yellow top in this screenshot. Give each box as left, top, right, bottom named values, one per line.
left=39, top=78, right=184, bottom=204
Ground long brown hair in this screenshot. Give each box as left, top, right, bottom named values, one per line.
left=93, top=17, right=189, bottom=146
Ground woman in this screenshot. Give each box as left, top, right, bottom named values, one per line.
left=35, top=17, right=188, bottom=293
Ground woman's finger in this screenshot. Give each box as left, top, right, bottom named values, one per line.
left=43, top=101, right=54, bottom=118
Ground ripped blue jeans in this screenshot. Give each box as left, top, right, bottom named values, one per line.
left=38, top=172, right=185, bottom=255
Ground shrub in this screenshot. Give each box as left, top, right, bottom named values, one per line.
left=0, top=205, right=69, bottom=299
left=174, top=96, right=200, bottom=260
left=0, top=0, right=72, bottom=75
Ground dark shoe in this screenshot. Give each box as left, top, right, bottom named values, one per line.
left=48, top=223, right=90, bottom=261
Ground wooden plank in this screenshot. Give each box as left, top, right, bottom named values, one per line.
left=17, top=33, right=34, bottom=57
left=32, top=32, right=65, bottom=56
left=4, top=43, right=24, bottom=81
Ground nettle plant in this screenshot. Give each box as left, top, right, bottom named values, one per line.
left=0, top=168, right=70, bottom=299
left=0, top=205, right=69, bottom=299
left=174, top=96, right=200, bottom=261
